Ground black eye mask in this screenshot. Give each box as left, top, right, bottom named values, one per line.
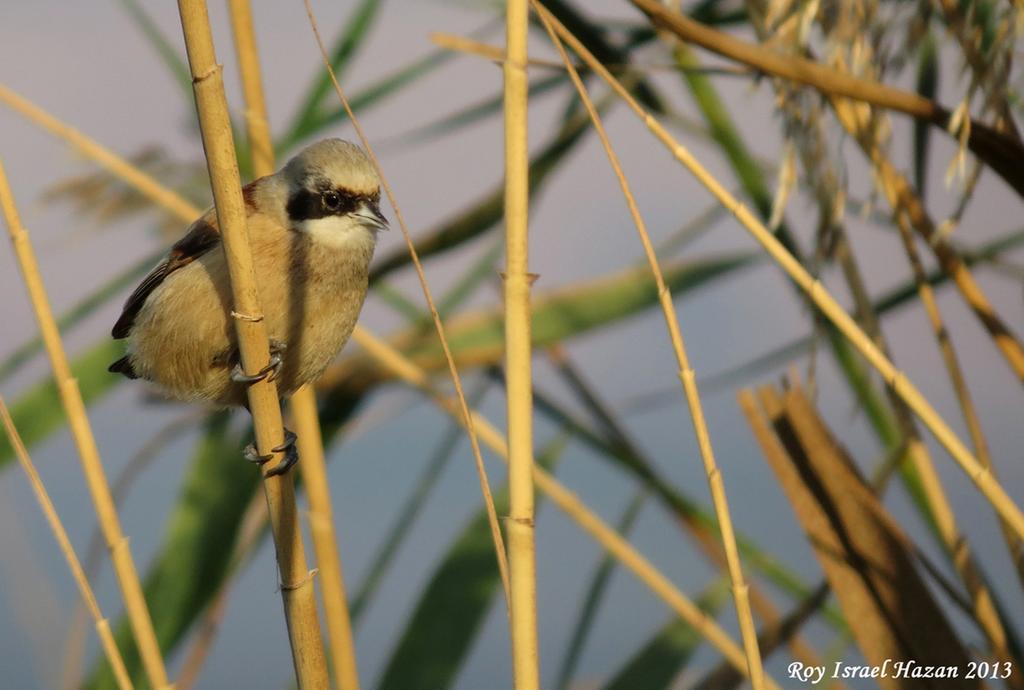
left=287, top=185, right=382, bottom=223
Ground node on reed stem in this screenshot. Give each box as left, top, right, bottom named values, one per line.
left=176, top=0, right=328, bottom=686
left=503, top=0, right=541, bottom=688
left=226, top=2, right=361, bottom=687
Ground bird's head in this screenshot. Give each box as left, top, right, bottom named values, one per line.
left=281, top=138, right=388, bottom=247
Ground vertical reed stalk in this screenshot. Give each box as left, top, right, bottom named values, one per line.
left=301, top=0, right=511, bottom=608
left=503, top=1, right=540, bottom=688
left=350, top=328, right=783, bottom=690
left=0, top=396, right=134, bottom=690
left=226, top=3, right=360, bottom=687
left=288, top=392, right=360, bottom=689
left=177, top=1, right=328, bottom=686
left=531, top=7, right=764, bottom=686
left=0, top=159, right=169, bottom=690
left=531, top=1, right=1024, bottom=542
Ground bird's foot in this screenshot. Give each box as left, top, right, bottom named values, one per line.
left=242, top=429, right=299, bottom=477
left=231, top=351, right=283, bottom=385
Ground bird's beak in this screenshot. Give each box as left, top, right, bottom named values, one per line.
left=354, top=201, right=389, bottom=231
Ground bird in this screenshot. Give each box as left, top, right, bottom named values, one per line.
left=108, top=138, right=387, bottom=475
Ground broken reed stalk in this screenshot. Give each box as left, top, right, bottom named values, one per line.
left=0, top=73, right=778, bottom=687
left=350, top=328, right=784, bottom=690
left=532, top=6, right=764, bottom=687
left=532, top=1, right=1024, bottom=543
left=301, top=0, right=511, bottom=608
left=0, top=159, right=170, bottom=690
left=226, top=2, right=360, bottom=687
left=504, top=1, right=541, bottom=688
left=0, top=396, right=134, bottom=690
left=176, top=1, right=328, bottom=687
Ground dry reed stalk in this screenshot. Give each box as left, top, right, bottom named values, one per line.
left=0, top=396, right=133, bottom=690
left=226, top=0, right=273, bottom=175
left=548, top=342, right=830, bottom=685
left=62, top=410, right=205, bottom=690
left=176, top=1, right=328, bottom=686
left=429, top=32, right=753, bottom=77
left=0, top=89, right=205, bottom=216
left=431, top=32, right=565, bottom=70
left=892, top=215, right=1024, bottom=583
left=226, top=3, right=360, bottom=687
left=288, top=389, right=360, bottom=689
left=531, top=1, right=1024, bottom=543
left=532, top=7, right=764, bottom=686
left=735, top=5, right=1019, bottom=666
left=0, top=159, right=170, bottom=689
left=886, top=216, right=1020, bottom=675
left=349, top=327, right=783, bottom=689
left=503, top=1, right=540, bottom=688
left=301, top=0, right=511, bottom=608
left=0, top=84, right=198, bottom=223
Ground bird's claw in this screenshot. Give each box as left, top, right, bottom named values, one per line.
left=231, top=352, right=283, bottom=384
left=242, top=429, right=299, bottom=477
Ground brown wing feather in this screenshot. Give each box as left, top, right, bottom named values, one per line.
left=111, top=216, right=221, bottom=339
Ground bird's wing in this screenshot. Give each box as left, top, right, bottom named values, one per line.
left=111, top=213, right=221, bottom=339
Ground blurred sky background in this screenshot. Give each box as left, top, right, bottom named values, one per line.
left=1, top=1, right=1023, bottom=688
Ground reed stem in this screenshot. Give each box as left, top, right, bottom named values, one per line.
left=177, top=1, right=328, bottom=686
left=0, top=396, right=134, bottom=690
left=301, top=0, right=511, bottom=608
left=503, top=1, right=540, bottom=688
left=226, top=2, right=360, bottom=687
left=532, top=7, right=764, bottom=686
left=0, top=158, right=169, bottom=690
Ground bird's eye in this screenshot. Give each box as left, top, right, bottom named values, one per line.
left=322, top=190, right=341, bottom=210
